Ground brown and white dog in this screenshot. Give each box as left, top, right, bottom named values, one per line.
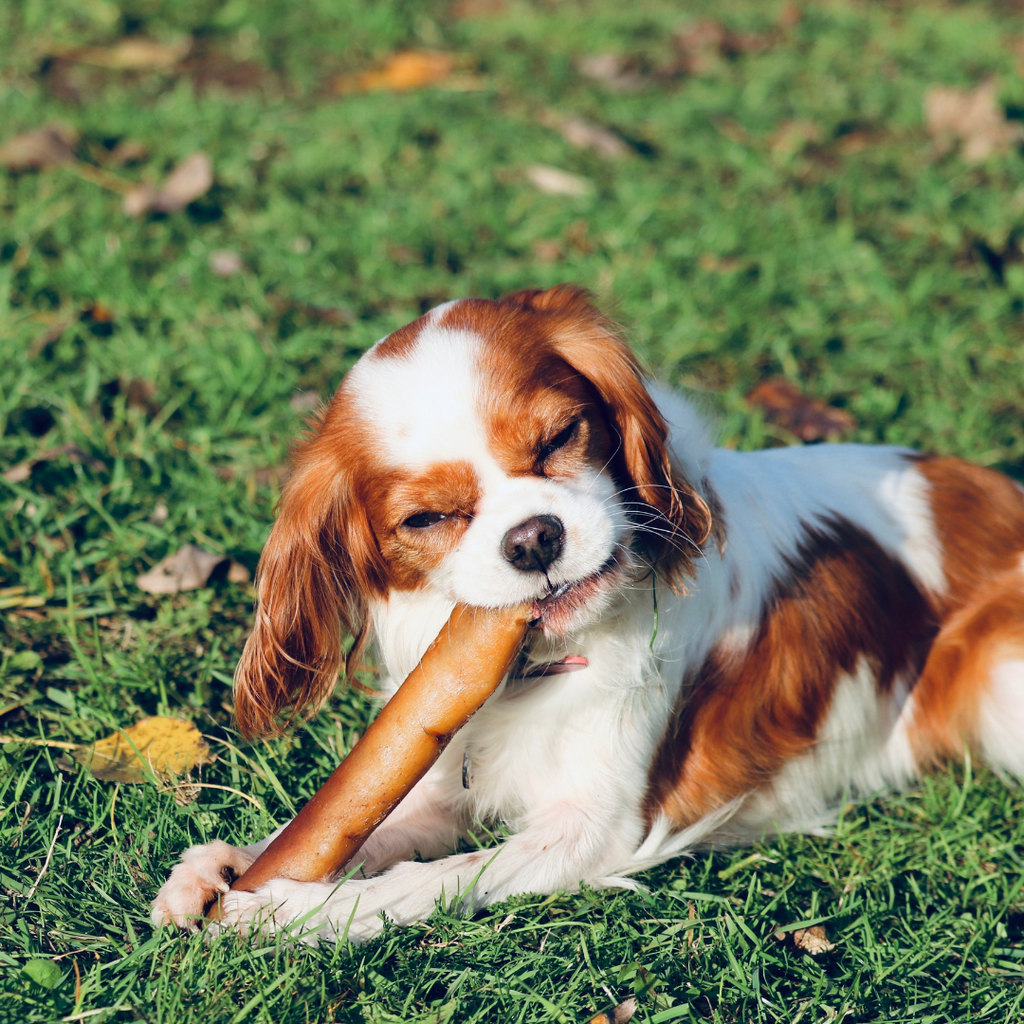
left=152, top=285, right=1024, bottom=942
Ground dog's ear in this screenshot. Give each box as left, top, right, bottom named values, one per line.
left=516, top=285, right=713, bottom=585
left=233, top=423, right=387, bottom=739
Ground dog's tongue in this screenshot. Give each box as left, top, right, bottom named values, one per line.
left=520, top=655, right=589, bottom=678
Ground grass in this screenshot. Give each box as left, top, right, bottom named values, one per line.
left=2, top=0, right=1024, bottom=1019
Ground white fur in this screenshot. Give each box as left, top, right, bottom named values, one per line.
left=152, top=304, right=1018, bottom=942
left=980, top=659, right=1024, bottom=778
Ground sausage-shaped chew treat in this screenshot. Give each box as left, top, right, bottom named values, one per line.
left=220, top=603, right=533, bottom=900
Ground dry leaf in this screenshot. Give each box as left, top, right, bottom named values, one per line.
left=336, top=51, right=457, bottom=93
left=671, top=19, right=771, bottom=75
left=585, top=998, right=637, bottom=1024
left=544, top=113, right=629, bottom=160
left=52, top=36, right=191, bottom=71
left=109, top=139, right=149, bottom=165
left=124, top=151, right=213, bottom=217
left=0, top=126, right=77, bottom=170
left=73, top=717, right=213, bottom=783
left=834, top=129, right=881, bottom=156
left=924, top=80, right=1021, bottom=163
left=526, top=164, right=593, bottom=197
left=769, top=119, right=822, bottom=158
left=747, top=379, right=855, bottom=442
left=227, top=561, right=251, bottom=584
left=4, top=443, right=103, bottom=483
left=136, top=544, right=246, bottom=594
left=577, top=53, right=647, bottom=93
left=784, top=924, right=837, bottom=955
left=209, top=249, right=244, bottom=276
left=699, top=253, right=743, bottom=273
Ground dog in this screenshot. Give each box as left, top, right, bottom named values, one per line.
left=152, top=285, right=1024, bottom=942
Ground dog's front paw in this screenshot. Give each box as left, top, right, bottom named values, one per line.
left=209, top=878, right=385, bottom=945
left=151, top=839, right=255, bottom=931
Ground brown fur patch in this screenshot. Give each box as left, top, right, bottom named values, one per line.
left=645, top=517, right=936, bottom=827
left=903, top=456, right=1024, bottom=759
left=374, top=460, right=480, bottom=586
left=913, top=456, right=1024, bottom=609
left=909, top=568, right=1024, bottom=761
left=370, top=315, right=426, bottom=360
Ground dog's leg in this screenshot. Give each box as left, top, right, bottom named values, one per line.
left=151, top=771, right=462, bottom=929
left=150, top=834, right=278, bottom=930
left=344, top=772, right=465, bottom=877
left=213, top=796, right=639, bottom=943
left=910, top=565, right=1024, bottom=776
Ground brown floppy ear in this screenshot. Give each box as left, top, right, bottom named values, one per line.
left=512, top=285, right=713, bottom=586
left=233, top=430, right=388, bottom=740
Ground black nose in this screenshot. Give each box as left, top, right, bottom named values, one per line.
left=502, top=515, right=564, bottom=573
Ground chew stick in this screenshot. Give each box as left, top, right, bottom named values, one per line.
left=221, top=603, right=532, bottom=899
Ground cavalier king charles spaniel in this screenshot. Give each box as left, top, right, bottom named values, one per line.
left=152, top=285, right=1024, bottom=942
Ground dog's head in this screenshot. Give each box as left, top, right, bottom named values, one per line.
left=235, top=286, right=712, bottom=737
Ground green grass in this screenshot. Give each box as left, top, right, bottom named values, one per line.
left=3, top=0, right=1024, bottom=1019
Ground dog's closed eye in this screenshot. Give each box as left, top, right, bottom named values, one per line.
left=402, top=511, right=448, bottom=529
left=537, top=420, right=580, bottom=463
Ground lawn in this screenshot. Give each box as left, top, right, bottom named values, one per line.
left=3, top=0, right=1024, bottom=1020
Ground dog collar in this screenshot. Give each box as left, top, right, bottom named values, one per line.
left=461, top=656, right=590, bottom=790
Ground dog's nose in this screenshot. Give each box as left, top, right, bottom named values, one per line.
left=501, top=515, right=564, bottom=573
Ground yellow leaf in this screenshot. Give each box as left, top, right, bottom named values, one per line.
left=75, top=716, right=214, bottom=783
left=335, top=51, right=458, bottom=94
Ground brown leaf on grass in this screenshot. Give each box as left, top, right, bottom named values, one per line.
left=4, top=443, right=103, bottom=483
left=0, top=126, right=77, bottom=170
left=226, top=561, right=251, bottom=584
left=699, top=253, right=744, bottom=273
left=775, top=924, right=836, bottom=955
left=180, top=42, right=275, bottom=95
left=49, top=36, right=191, bottom=71
left=541, top=112, right=630, bottom=160
left=769, top=119, right=823, bottom=158
left=136, top=544, right=247, bottom=594
left=924, top=80, right=1022, bottom=163
left=577, top=53, right=648, bottom=93
left=108, top=139, right=149, bottom=165
left=671, top=19, right=772, bottom=75
left=585, top=998, right=637, bottom=1024
left=334, top=51, right=478, bottom=94
left=834, top=128, right=884, bottom=156
left=747, top=379, right=855, bottom=442
left=123, top=151, right=213, bottom=217
left=526, top=164, right=593, bottom=197
left=209, top=249, right=244, bottom=276
left=72, top=716, right=213, bottom=784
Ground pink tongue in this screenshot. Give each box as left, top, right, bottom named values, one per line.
left=521, top=655, right=589, bottom=678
